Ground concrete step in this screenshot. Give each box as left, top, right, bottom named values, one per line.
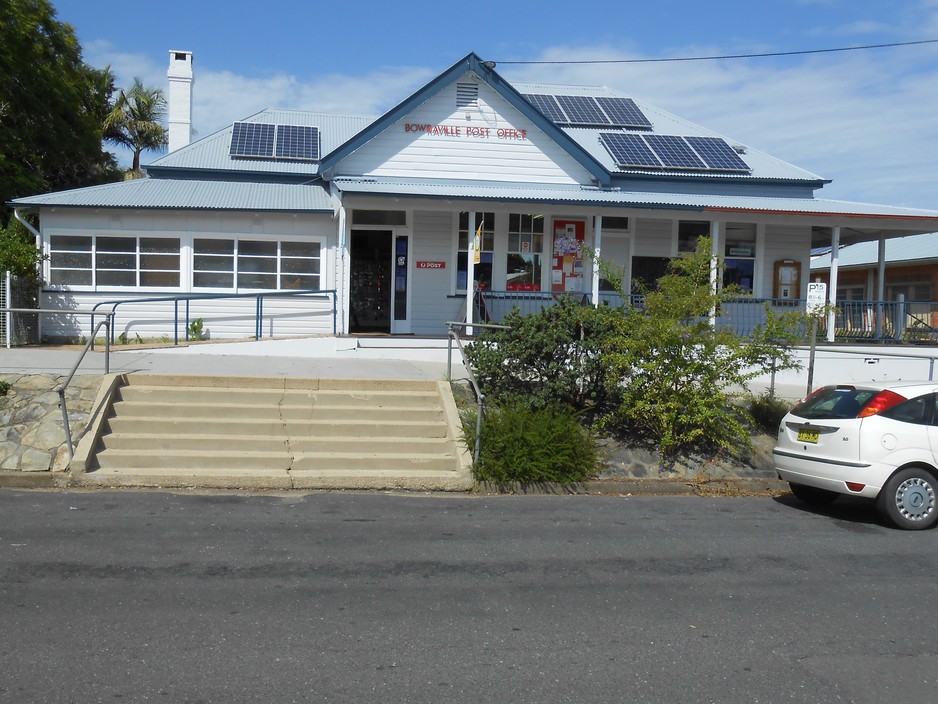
left=108, top=401, right=444, bottom=422
left=95, top=448, right=293, bottom=471
left=291, top=436, right=454, bottom=454
left=98, top=433, right=290, bottom=452
left=117, top=385, right=441, bottom=408
left=291, top=453, right=458, bottom=472
left=104, top=416, right=449, bottom=438
left=77, top=374, right=472, bottom=490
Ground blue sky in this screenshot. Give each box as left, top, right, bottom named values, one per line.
left=55, top=0, right=938, bottom=209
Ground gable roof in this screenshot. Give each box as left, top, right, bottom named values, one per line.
left=318, top=52, right=613, bottom=186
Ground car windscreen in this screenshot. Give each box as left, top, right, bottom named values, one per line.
left=790, top=387, right=880, bottom=420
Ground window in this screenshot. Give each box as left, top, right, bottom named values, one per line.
left=601, top=216, right=629, bottom=231
left=193, top=238, right=321, bottom=290
left=506, top=214, right=544, bottom=291
left=457, top=212, right=494, bottom=291
left=351, top=210, right=406, bottom=226
left=678, top=221, right=710, bottom=253
left=723, top=223, right=756, bottom=293
left=631, top=256, right=670, bottom=292
left=49, top=235, right=180, bottom=288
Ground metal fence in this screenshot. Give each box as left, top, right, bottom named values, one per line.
left=1, top=272, right=40, bottom=347
left=469, top=290, right=938, bottom=344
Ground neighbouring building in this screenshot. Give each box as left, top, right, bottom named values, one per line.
left=9, top=52, right=938, bottom=342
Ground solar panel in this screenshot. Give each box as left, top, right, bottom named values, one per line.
left=685, top=136, right=750, bottom=172
left=599, top=133, right=661, bottom=168
left=645, top=135, right=707, bottom=169
left=523, top=94, right=567, bottom=123
left=555, top=95, right=610, bottom=126
left=595, top=97, right=653, bottom=129
left=275, top=125, right=319, bottom=161
left=229, top=122, right=276, bottom=158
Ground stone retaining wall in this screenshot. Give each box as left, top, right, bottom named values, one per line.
left=0, top=374, right=102, bottom=471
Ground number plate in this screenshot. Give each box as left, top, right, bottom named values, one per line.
left=797, top=429, right=820, bottom=444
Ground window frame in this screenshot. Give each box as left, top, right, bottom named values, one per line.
left=48, top=233, right=181, bottom=289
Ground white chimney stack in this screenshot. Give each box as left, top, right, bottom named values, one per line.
left=167, top=50, right=193, bottom=152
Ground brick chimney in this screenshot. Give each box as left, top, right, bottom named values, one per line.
left=167, top=50, right=193, bottom=152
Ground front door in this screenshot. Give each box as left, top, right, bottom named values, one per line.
left=349, top=230, right=392, bottom=333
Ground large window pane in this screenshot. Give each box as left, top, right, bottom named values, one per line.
left=50, top=269, right=92, bottom=286
left=97, top=270, right=135, bottom=286
left=96, top=253, right=135, bottom=269
left=194, top=272, right=233, bottom=288
left=238, top=272, right=277, bottom=289
left=140, top=271, right=180, bottom=287
left=195, top=239, right=234, bottom=255
left=50, top=252, right=92, bottom=269
left=97, top=236, right=135, bottom=253
left=239, top=240, right=277, bottom=257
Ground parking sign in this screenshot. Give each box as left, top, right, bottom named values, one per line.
left=806, top=282, right=827, bottom=315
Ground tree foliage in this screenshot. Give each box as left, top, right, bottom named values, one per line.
left=463, top=296, right=621, bottom=418
left=599, top=238, right=804, bottom=458
left=104, top=77, right=168, bottom=174
left=0, top=0, right=120, bottom=223
left=0, top=217, right=44, bottom=279
left=462, top=240, right=807, bottom=465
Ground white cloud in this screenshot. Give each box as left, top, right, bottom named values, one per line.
left=501, top=41, right=938, bottom=209
left=86, top=34, right=938, bottom=211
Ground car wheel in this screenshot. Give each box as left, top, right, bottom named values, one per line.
left=789, top=482, right=839, bottom=506
left=877, top=467, right=938, bottom=530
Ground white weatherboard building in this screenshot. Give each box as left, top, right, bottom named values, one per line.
left=9, top=52, right=938, bottom=342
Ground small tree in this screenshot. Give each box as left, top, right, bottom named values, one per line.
left=104, top=78, right=168, bottom=175
left=600, top=238, right=804, bottom=458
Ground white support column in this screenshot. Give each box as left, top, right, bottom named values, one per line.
left=826, top=226, right=841, bottom=342
left=337, top=205, right=348, bottom=335
left=466, top=212, right=476, bottom=336
left=709, top=221, right=721, bottom=325
left=876, top=235, right=886, bottom=338
left=591, top=216, right=602, bottom=307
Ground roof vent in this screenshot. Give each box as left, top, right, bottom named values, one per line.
left=456, top=82, right=479, bottom=109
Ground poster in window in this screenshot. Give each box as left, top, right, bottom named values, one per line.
left=551, top=219, right=585, bottom=293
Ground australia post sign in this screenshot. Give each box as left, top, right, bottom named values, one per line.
left=417, top=261, right=446, bottom=269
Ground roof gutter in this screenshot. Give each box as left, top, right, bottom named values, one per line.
left=13, top=207, right=41, bottom=247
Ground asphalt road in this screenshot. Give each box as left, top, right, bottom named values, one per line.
left=1, top=490, right=936, bottom=703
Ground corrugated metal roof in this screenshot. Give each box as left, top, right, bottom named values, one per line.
left=332, top=177, right=938, bottom=221
left=811, top=232, right=938, bottom=270
left=147, top=110, right=376, bottom=175
left=10, top=178, right=333, bottom=211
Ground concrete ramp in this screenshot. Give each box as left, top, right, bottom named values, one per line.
left=71, top=375, right=473, bottom=491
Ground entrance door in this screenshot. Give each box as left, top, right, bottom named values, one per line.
left=349, top=230, right=392, bottom=333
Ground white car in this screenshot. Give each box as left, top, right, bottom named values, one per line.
left=774, top=381, right=938, bottom=530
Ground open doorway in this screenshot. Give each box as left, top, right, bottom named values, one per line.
left=349, top=230, right=392, bottom=333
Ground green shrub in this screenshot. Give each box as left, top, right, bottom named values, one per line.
left=463, top=401, right=597, bottom=484
left=599, top=238, right=806, bottom=459
left=0, top=380, right=11, bottom=397
left=749, top=393, right=793, bottom=434
left=187, top=318, right=204, bottom=341
left=463, top=296, right=622, bottom=420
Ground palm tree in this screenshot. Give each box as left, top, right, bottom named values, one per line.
left=104, top=78, right=168, bottom=176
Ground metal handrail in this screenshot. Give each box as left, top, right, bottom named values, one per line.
left=58, top=317, right=112, bottom=464
left=446, top=321, right=509, bottom=465
left=90, top=289, right=338, bottom=345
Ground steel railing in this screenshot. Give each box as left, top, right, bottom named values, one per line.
left=446, top=321, right=509, bottom=465
left=58, top=318, right=112, bottom=464
left=90, top=289, right=338, bottom=345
